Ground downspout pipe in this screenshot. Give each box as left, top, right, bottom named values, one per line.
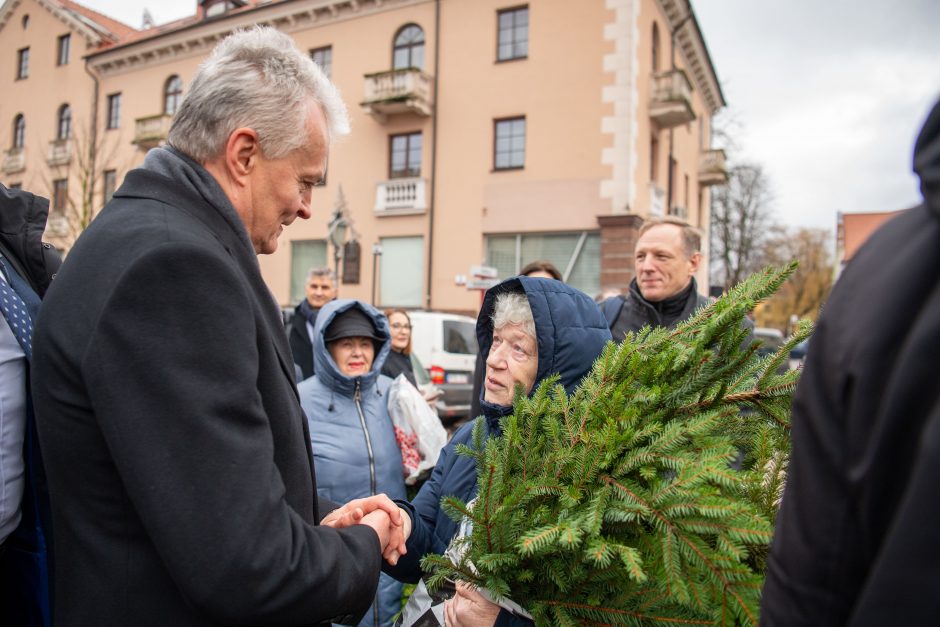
left=83, top=55, right=100, bottom=222
left=666, top=11, right=692, bottom=214
left=425, top=0, right=441, bottom=310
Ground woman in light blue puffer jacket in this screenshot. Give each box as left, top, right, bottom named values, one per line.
left=298, top=299, right=406, bottom=627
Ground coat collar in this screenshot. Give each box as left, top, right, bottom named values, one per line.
left=116, top=166, right=299, bottom=391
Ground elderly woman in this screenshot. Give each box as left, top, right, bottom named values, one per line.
left=298, top=300, right=406, bottom=627
left=384, top=277, right=612, bottom=625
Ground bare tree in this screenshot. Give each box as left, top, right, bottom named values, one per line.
left=757, top=225, right=834, bottom=330
left=709, top=161, right=775, bottom=290
left=41, top=122, right=127, bottom=250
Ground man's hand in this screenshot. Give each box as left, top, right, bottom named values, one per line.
left=321, top=494, right=402, bottom=529
left=321, top=495, right=408, bottom=565
left=444, top=582, right=501, bottom=627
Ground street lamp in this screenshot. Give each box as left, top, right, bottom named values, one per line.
left=371, top=243, right=383, bottom=305
left=327, top=207, right=348, bottom=283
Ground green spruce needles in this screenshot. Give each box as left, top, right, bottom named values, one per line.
left=422, top=263, right=810, bottom=626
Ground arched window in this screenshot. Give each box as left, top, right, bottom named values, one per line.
left=57, top=104, right=71, bottom=141
left=164, top=75, right=183, bottom=115
left=652, top=22, right=661, bottom=72
left=13, top=114, right=25, bottom=149
left=392, top=24, right=425, bottom=70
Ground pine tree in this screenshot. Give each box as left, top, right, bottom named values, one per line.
left=422, top=263, right=809, bottom=626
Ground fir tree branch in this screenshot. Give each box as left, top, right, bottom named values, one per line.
left=541, top=600, right=716, bottom=625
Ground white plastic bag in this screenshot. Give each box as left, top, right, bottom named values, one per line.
left=387, top=374, right=448, bottom=485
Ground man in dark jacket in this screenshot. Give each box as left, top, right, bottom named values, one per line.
left=0, top=183, right=61, bottom=627
left=600, top=216, right=713, bottom=339
left=759, top=97, right=940, bottom=625
left=289, top=266, right=337, bottom=380
left=30, top=27, right=403, bottom=627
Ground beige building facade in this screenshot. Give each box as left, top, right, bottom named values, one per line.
left=1, top=0, right=727, bottom=313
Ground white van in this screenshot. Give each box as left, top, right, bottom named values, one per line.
left=406, top=311, right=478, bottom=425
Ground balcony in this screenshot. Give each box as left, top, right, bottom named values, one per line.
left=698, top=148, right=729, bottom=186
left=46, top=214, right=69, bottom=237
left=133, top=113, right=173, bottom=150
left=46, top=139, right=72, bottom=167
left=361, top=68, right=433, bottom=122
left=2, top=147, right=26, bottom=174
left=374, top=177, right=427, bottom=215
left=649, top=69, right=695, bottom=129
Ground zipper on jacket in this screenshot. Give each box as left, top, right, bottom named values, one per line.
left=354, top=380, right=377, bottom=496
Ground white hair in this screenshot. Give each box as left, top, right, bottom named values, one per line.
left=167, top=26, right=349, bottom=163
left=492, top=292, right=536, bottom=340
left=306, top=266, right=336, bottom=283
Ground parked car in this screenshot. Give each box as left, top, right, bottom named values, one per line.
left=788, top=337, right=810, bottom=370
left=407, top=311, right=479, bottom=425
left=753, top=327, right=785, bottom=358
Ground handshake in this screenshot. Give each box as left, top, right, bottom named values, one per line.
left=321, top=494, right=412, bottom=565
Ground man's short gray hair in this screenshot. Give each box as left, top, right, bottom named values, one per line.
left=492, top=292, right=536, bottom=341
left=306, top=266, right=336, bottom=283
left=639, top=216, right=702, bottom=259
left=167, top=26, right=350, bottom=163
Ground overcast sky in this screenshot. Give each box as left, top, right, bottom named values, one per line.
left=79, top=0, right=940, bottom=230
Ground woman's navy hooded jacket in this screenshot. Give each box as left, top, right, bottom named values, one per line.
left=384, top=277, right=612, bottom=622
left=298, top=299, right=405, bottom=627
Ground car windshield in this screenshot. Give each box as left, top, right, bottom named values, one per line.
left=443, top=320, right=478, bottom=355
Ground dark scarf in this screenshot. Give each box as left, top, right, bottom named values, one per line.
left=630, top=278, right=697, bottom=327
left=298, top=299, right=320, bottom=327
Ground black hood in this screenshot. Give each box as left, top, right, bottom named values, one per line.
left=914, top=95, right=940, bottom=217
left=0, top=183, right=61, bottom=296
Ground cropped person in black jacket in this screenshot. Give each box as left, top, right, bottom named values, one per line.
left=760, top=95, right=940, bottom=625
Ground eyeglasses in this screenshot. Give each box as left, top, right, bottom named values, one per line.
left=390, top=323, right=412, bottom=331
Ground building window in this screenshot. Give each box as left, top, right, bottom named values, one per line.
left=12, top=114, right=25, bottom=149
left=57, top=34, right=70, bottom=66
left=380, top=236, right=424, bottom=307
left=310, top=46, right=332, bottom=79
left=497, top=6, right=528, bottom=62
left=164, top=75, right=183, bottom=115
left=652, top=23, right=660, bottom=72
left=389, top=132, right=422, bottom=179
left=290, top=240, right=328, bottom=304
left=17, top=47, right=29, bottom=79
left=494, top=116, right=525, bottom=170
left=486, top=231, right=600, bottom=296
left=103, top=169, right=117, bottom=205
left=57, top=104, right=71, bottom=141
left=52, top=178, right=68, bottom=215
left=106, top=93, right=121, bottom=130
left=392, top=24, right=425, bottom=70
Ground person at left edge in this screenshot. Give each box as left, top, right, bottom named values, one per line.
left=30, top=26, right=404, bottom=627
left=0, top=182, right=62, bottom=627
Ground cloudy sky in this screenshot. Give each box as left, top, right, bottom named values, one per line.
left=79, top=0, right=940, bottom=230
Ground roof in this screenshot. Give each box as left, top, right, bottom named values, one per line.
left=840, top=211, right=903, bottom=263
left=59, top=0, right=137, bottom=41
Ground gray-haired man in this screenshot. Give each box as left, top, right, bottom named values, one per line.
left=289, top=266, right=337, bottom=380
left=32, top=27, right=403, bottom=627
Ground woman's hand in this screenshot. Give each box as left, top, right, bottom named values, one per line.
left=444, top=582, right=502, bottom=627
